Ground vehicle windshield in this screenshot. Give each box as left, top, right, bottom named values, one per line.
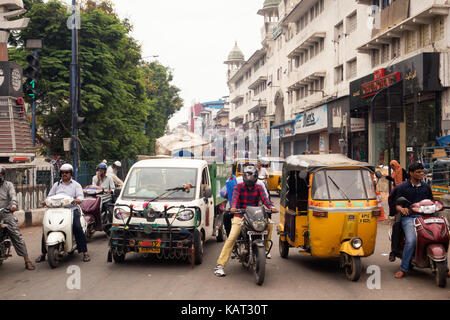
left=122, top=167, right=197, bottom=200
left=432, top=163, right=450, bottom=186
left=311, top=169, right=376, bottom=200
left=270, top=162, right=284, bottom=172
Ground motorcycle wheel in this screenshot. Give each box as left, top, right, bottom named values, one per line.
left=344, top=255, right=361, bottom=281
left=86, top=224, right=95, bottom=240
left=193, top=229, right=203, bottom=265
left=47, top=245, right=61, bottom=269
left=435, top=261, right=447, bottom=288
left=279, top=236, right=289, bottom=259
left=253, top=245, right=266, bottom=286
left=112, top=251, right=125, bottom=263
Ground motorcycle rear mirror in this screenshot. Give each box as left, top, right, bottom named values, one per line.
left=396, top=197, right=411, bottom=206
left=375, top=171, right=383, bottom=179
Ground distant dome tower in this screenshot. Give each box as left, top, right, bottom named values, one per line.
left=257, top=0, right=281, bottom=21
left=224, top=41, right=245, bottom=80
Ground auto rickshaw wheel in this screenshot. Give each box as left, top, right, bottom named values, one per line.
left=435, top=261, right=447, bottom=288
left=279, top=236, right=289, bottom=259
left=343, top=254, right=361, bottom=281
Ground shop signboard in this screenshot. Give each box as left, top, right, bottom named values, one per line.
left=295, top=104, right=328, bottom=134
left=350, top=118, right=365, bottom=132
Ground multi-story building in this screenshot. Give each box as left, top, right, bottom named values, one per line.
left=226, top=0, right=450, bottom=167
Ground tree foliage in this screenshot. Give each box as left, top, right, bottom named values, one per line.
left=8, top=0, right=182, bottom=161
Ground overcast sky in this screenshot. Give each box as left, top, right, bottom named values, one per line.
left=58, top=0, right=265, bottom=129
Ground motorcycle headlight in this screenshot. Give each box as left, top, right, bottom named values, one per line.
left=114, top=208, right=130, bottom=220
left=351, top=237, right=363, bottom=249
left=251, top=220, right=266, bottom=232
left=176, top=209, right=194, bottom=221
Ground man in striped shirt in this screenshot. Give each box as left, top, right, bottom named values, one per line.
left=214, top=165, right=277, bottom=277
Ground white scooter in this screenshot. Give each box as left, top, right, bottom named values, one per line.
left=43, top=195, right=87, bottom=268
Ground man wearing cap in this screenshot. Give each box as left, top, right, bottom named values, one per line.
left=35, top=163, right=90, bottom=263
left=107, top=161, right=123, bottom=187
left=0, top=166, right=35, bottom=270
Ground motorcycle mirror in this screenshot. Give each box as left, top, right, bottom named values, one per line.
left=396, top=197, right=411, bottom=206
left=375, top=171, right=383, bottom=179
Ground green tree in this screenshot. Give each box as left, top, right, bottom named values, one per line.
left=8, top=0, right=181, bottom=162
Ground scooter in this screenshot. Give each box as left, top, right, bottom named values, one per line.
left=43, top=195, right=87, bottom=268
left=395, top=197, right=450, bottom=288
left=81, top=185, right=113, bottom=239
left=0, top=208, right=12, bottom=266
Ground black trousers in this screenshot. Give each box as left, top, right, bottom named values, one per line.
left=390, top=214, right=404, bottom=256
left=41, top=208, right=87, bottom=254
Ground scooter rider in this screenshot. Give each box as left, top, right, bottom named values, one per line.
left=214, top=164, right=277, bottom=277
left=107, top=161, right=123, bottom=188
left=0, top=166, right=35, bottom=270
left=35, top=164, right=90, bottom=263
left=92, top=163, right=115, bottom=194
left=394, top=162, right=433, bottom=279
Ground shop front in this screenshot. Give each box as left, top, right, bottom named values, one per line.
left=272, top=120, right=295, bottom=158
left=327, top=96, right=350, bottom=154
left=295, top=104, right=329, bottom=154
left=349, top=52, right=442, bottom=168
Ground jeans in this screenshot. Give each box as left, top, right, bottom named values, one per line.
left=400, top=215, right=421, bottom=272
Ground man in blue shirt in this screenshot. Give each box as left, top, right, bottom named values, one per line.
left=394, top=162, right=433, bottom=279
left=35, top=164, right=90, bottom=263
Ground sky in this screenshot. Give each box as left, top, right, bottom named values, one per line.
left=58, top=0, right=265, bottom=129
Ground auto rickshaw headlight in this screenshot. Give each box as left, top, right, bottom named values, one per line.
left=176, top=209, right=194, bottom=221
left=351, top=238, right=363, bottom=249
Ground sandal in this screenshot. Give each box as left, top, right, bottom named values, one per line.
left=25, top=261, right=35, bottom=270
left=35, top=255, right=45, bottom=263
left=82, top=254, right=91, bottom=262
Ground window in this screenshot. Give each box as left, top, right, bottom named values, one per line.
left=392, top=38, right=400, bottom=58
left=335, top=21, right=344, bottom=42
left=335, top=65, right=343, bottom=84
left=346, top=11, right=357, bottom=34
left=406, top=30, right=417, bottom=53
left=432, top=16, right=444, bottom=42
left=381, top=44, right=389, bottom=63
left=346, top=58, right=357, bottom=80
left=371, top=49, right=380, bottom=67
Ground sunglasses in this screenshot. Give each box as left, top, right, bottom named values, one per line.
left=60, top=171, right=71, bottom=174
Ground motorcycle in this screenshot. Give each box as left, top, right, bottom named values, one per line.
left=43, top=195, right=87, bottom=268
left=81, top=185, right=114, bottom=239
left=231, top=206, right=273, bottom=286
left=395, top=197, right=450, bottom=288
left=0, top=208, right=12, bottom=266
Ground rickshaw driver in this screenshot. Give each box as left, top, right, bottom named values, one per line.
left=214, top=165, right=278, bottom=277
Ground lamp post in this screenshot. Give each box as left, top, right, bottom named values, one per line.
left=70, top=0, right=80, bottom=180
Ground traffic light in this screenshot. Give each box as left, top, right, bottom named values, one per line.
left=23, top=53, right=39, bottom=100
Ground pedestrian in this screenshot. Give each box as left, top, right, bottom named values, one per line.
left=107, top=161, right=124, bottom=188
left=0, top=166, right=35, bottom=270
left=385, top=160, right=408, bottom=186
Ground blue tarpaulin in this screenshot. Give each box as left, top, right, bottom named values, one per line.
left=172, top=150, right=194, bottom=157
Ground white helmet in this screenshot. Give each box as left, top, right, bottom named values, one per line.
left=102, top=159, right=107, bottom=164
left=114, top=161, right=121, bottom=167
left=60, top=163, right=73, bottom=175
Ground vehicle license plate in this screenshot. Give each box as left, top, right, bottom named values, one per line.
left=424, top=218, right=444, bottom=224
left=138, top=241, right=161, bottom=253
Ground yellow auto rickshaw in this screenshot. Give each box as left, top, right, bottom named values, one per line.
left=429, top=158, right=450, bottom=200
left=277, top=154, right=382, bottom=281
left=259, top=156, right=285, bottom=195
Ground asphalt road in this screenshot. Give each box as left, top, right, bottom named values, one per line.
left=1, top=196, right=449, bottom=300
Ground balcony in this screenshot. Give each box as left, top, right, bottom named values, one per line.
left=287, top=32, right=326, bottom=59
left=358, top=3, right=450, bottom=52
left=248, top=99, right=268, bottom=114
left=288, top=71, right=326, bottom=91
left=230, top=95, right=244, bottom=104
left=248, top=76, right=268, bottom=90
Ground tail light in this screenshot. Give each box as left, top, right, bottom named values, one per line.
left=313, top=211, right=328, bottom=218
left=372, top=208, right=381, bottom=217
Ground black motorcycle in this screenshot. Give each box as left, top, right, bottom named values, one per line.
left=232, top=206, right=273, bottom=285
left=0, top=208, right=12, bottom=266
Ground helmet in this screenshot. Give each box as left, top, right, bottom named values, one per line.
left=114, top=161, right=121, bottom=167
left=102, top=159, right=107, bottom=164
left=242, top=165, right=258, bottom=187
left=59, top=163, right=73, bottom=176
left=97, top=163, right=107, bottom=171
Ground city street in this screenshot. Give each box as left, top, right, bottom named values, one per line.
left=0, top=197, right=448, bottom=301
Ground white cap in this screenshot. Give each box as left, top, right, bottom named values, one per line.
left=102, top=159, right=107, bottom=164
left=114, top=161, right=121, bottom=167
left=60, top=163, right=73, bottom=171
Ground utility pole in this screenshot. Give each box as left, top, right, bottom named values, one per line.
left=70, top=0, right=80, bottom=180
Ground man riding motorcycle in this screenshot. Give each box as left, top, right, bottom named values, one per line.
left=107, top=161, right=123, bottom=188
left=214, top=164, right=277, bottom=277
left=92, top=163, right=115, bottom=194
left=35, top=164, right=90, bottom=263
left=0, top=166, right=35, bottom=270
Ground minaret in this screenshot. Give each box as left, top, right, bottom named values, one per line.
left=257, top=0, right=281, bottom=22
left=224, top=41, right=245, bottom=81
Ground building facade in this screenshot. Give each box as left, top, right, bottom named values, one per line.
left=225, top=0, right=450, bottom=168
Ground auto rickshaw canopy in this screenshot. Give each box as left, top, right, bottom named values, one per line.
left=283, top=154, right=374, bottom=173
